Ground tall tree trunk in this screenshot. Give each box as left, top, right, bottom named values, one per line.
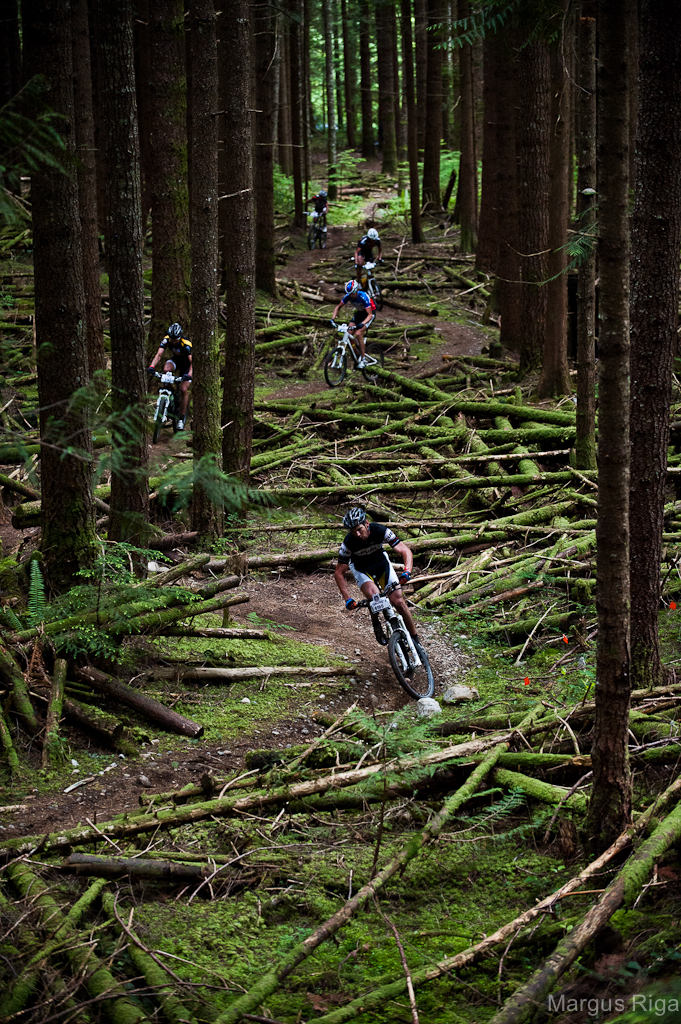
left=629, top=0, right=681, bottom=689
left=359, top=4, right=373, bottom=158
left=333, top=0, right=344, bottom=143
left=476, top=33, right=498, bottom=274
left=221, top=0, right=255, bottom=482
left=321, top=0, right=337, bottom=197
left=188, top=0, right=222, bottom=542
left=538, top=44, right=571, bottom=397
left=517, top=39, right=550, bottom=375
left=148, top=0, right=190, bottom=349
left=289, top=0, right=304, bottom=228
left=422, top=0, right=443, bottom=209
left=494, top=36, right=521, bottom=351
left=253, top=2, right=277, bottom=295
left=414, top=0, right=427, bottom=157
left=278, top=15, right=293, bottom=176
left=590, top=0, right=632, bottom=850
left=401, top=0, right=424, bottom=243
left=388, top=1, right=402, bottom=163
left=72, top=0, right=105, bottom=377
left=456, top=0, right=477, bottom=252
left=375, top=0, right=397, bottom=175
left=94, top=0, right=149, bottom=548
left=341, top=0, right=356, bottom=149
left=24, top=0, right=96, bottom=590
left=133, top=0, right=152, bottom=230
left=575, top=5, right=597, bottom=470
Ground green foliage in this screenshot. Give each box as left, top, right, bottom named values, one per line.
left=0, top=77, right=69, bottom=226
left=154, top=453, right=269, bottom=517
left=27, top=560, right=45, bottom=626
left=273, top=165, right=294, bottom=214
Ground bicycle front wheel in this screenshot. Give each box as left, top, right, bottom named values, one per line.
left=324, top=346, right=347, bottom=387
left=152, top=396, right=168, bottom=444
left=319, top=227, right=326, bottom=249
left=388, top=631, right=435, bottom=700
left=308, top=224, right=316, bottom=249
left=362, top=343, right=384, bottom=384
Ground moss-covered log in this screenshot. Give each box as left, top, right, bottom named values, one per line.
left=0, top=643, right=39, bottom=734
left=41, top=657, right=66, bottom=768
left=62, top=852, right=208, bottom=882
left=75, top=666, right=204, bottom=738
left=0, top=707, right=20, bottom=775
left=492, top=767, right=588, bottom=811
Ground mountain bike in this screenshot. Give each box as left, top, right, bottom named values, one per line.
left=148, top=370, right=190, bottom=443
left=357, top=261, right=383, bottom=310
left=324, top=323, right=384, bottom=388
left=356, top=583, right=434, bottom=700
left=307, top=210, right=327, bottom=249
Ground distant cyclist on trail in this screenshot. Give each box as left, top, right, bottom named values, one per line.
left=355, top=227, right=383, bottom=278
left=330, top=281, right=376, bottom=368
left=334, top=507, right=420, bottom=642
left=148, top=322, right=192, bottom=431
left=307, top=188, right=328, bottom=226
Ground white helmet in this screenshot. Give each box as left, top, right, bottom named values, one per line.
left=367, top=228, right=380, bottom=241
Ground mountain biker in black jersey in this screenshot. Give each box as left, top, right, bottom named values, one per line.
left=148, top=322, right=192, bottom=430
left=355, top=227, right=383, bottom=278
left=334, top=507, right=419, bottom=640
left=307, top=188, right=328, bottom=225
left=330, top=281, right=376, bottom=368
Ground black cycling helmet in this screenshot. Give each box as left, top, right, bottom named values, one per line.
left=168, top=323, right=183, bottom=341
left=343, top=507, right=367, bottom=529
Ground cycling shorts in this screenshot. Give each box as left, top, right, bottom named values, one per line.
left=352, top=308, right=375, bottom=329
left=350, top=555, right=399, bottom=591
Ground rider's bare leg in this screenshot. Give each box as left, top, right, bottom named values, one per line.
left=355, top=255, right=365, bottom=282
left=389, top=587, right=418, bottom=636
left=360, top=580, right=380, bottom=600
left=178, top=382, right=190, bottom=417
left=353, top=326, right=367, bottom=358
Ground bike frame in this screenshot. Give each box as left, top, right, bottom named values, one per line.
left=359, top=583, right=423, bottom=667
left=331, top=324, right=380, bottom=369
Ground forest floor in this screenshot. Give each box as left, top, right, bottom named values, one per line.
left=2, top=165, right=681, bottom=1024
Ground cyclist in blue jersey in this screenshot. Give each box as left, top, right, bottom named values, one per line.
left=148, top=322, right=192, bottom=429
left=334, top=507, right=419, bottom=641
left=330, top=281, right=376, bottom=368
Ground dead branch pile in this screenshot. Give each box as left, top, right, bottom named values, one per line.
left=2, top=696, right=681, bottom=1023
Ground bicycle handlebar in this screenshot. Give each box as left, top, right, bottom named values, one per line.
left=148, top=370, right=191, bottom=384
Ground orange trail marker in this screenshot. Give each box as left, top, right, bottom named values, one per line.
left=562, top=635, right=568, bottom=643
left=671, top=601, right=677, bottom=610
left=524, top=677, right=530, bottom=686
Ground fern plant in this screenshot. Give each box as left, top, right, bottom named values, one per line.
left=27, top=560, right=46, bottom=627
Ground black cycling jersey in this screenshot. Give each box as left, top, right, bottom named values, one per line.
left=338, top=523, right=400, bottom=575
left=311, top=195, right=327, bottom=214
left=160, top=335, right=192, bottom=374
left=356, top=235, right=379, bottom=259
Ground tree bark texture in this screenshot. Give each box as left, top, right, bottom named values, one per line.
left=591, top=0, right=632, bottom=848
left=476, top=33, right=498, bottom=273
left=456, top=0, right=477, bottom=253
left=341, top=0, right=356, bottom=149
left=148, top=0, right=191, bottom=349
left=494, top=36, right=521, bottom=351
left=289, top=0, right=305, bottom=229
left=322, top=0, right=338, bottom=195
left=629, top=0, right=681, bottom=689
left=538, top=43, right=571, bottom=397
left=401, top=0, right=424, bottom=243
left=414, top=0, right=427, bottom=157
left=253, top=2, right=277, bottom=294
left=517, top=39, right=550, bottom=374
left=575, top=7, right=597, bottom=470
left=375, top=0, right=397, bottom=175
left=278, top=15, right=293, bottom=176
left=359, top=4, right=374, bottom=158
left=188, top=0, right=223, bottom=542
left=95, top=0, right=149, bottom=548
left=71, top=0, right=105, bottom=376
left=422, top=0, right=443, bottom=209
left=221, top=0, right=256, bottom=481
left=23, top=0, right=96, bottom=590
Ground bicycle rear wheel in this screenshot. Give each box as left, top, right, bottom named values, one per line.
left=324, top=346, right=347, bottom=387
left=388, top=631, right=435, bottom=700
left=362, top=343, right=384, bottom=384
left=372, top=280, right=383, bottom=311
